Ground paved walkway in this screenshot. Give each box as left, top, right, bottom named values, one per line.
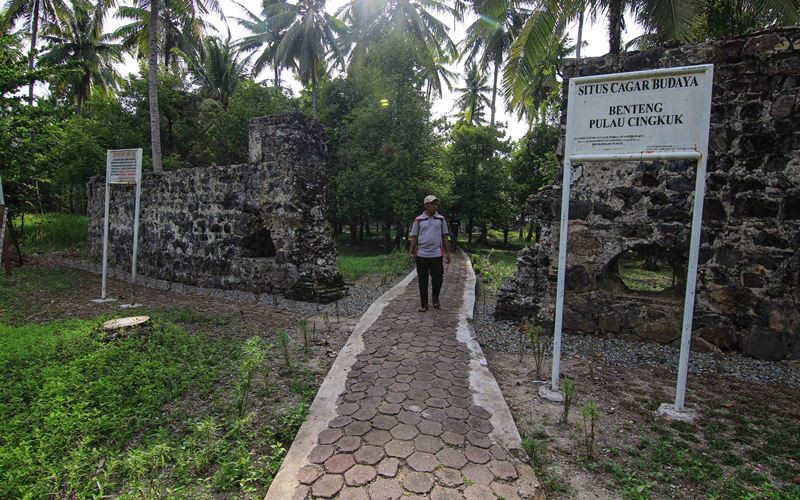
left=266, top=252, right=541, bottom=499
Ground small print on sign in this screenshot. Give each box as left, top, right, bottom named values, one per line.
left=107, top=149, right=140, bottom=184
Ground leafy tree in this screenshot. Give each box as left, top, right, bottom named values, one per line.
left=39, top=0, right=123, bottom=114
left=454, top=61, right=491, bottom=125
left=509, top=121, right=559, bottom=240
left=503, top=26, right=571, bottom=124
left=461, top=0, right=524, bottom=125
left=114, top=0, right=213, bottom=69
left=201, top=79, right=296, bottom=165
left=681, top=0, right=800, bottom=44
left=186, top=34, right=249, bottom=108
left=233, top=0, right=291, bottom=86
left=121, top=0, right=220, bottom=172
left=341, top=0, right=458, bottom=96
left=0, top=0, right=68, bottom=103
left=318, top=37, right=449, bottom=249
left=118, top=67, right=210, bottom=169
left=265, top=0, right=347, bottom=116
left=445, top=122, right=512, bottom=244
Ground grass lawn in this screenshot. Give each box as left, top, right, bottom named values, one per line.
left=13, top=213, right=88, bottom=255
left=0, top=265, right=327, bottom=498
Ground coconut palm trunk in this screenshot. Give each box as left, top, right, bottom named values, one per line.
left=311, top=59, right=317, bottom=117
left=148, top=0, right=163, bottom=172
left=27, top=2, right=40, bottom=105
left=608, top=0, right=623, bottom=54
left=490, top=60, right=498, bottom=126
left=576, top=6, right=584, bottom=58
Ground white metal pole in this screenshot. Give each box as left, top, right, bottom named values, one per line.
left=673, top=66, right=714, bottom=413
left=129, top=150, right=143, bottom=305
left=100, top=182, right=111, bottom=300
left=674, top=155, right=708, bottom=411
left=550, top=158, right=573, bottom=392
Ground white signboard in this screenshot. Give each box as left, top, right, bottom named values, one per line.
left=543, top=65, right=713, bottom=421
left=106, top=149, right=142, bottom=184
left=95, top=148, right=144, bottom=307
left=569, top=70, right=711, bottom=156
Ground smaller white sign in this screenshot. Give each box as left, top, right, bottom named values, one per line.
left=106, top=149, right=142, bottom=184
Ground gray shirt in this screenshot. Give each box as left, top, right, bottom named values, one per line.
left=410, top=212, right=449, bottom=258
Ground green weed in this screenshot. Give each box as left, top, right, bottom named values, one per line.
left=15, top=213, right=88, bottom=254
left=562, top=378, right=576, bottom=424
left=336, top=249, right=411, bottom=281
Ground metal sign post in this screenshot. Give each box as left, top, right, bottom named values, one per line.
left=92, top=148, right=143, bottom=307
left=539, top=65, right=714, bottom=422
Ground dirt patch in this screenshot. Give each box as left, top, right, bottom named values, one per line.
left=485, top=346, right=800, bottom=498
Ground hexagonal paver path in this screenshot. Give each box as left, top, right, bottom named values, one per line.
left=266, top=252, right=542, bottom=499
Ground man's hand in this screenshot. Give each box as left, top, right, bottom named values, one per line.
left=445, top=254, right=451, bottom=264
left=408, top=253, right=415, bottom=264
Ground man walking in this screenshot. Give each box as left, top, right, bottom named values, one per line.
left=409, top=195, right=451, bottom=312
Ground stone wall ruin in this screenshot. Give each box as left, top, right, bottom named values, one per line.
left=87, top=113, right=345, bottom=302
left=496, top=28, right=800, bottom=361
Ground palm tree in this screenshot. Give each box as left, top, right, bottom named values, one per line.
left=461, top=0, right=524, bottom=125
left=38, top=0, right=122, bottom=113
left=119, top=0, right=220, bottom=172
left=187, top=34, right=248, bottom=108
left=454, top=62, right=491, bottom=125
left=232, top=0, right=290, bottom=86
left=1, top=0, right=69, bottom=104
left=342, top=0, right=457, bottom=60
left=114, top=0, right=212, bottom=69
left=419, top=50, right=456, bottom=100
left=265, top=0, right=347, bottom=116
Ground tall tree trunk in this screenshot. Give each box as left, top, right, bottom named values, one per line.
left=503, top=228, right=509, bottom=246
left=490, top=60, right=499, bottom=126
left=349, top=222, right=357, bottom=245
left=148, top=0, right=163, bottom=172
left=312, top=60, right=318, bottom=117
left=576, top=6, right=585, bottom=59
left=518, top=225, right=523, bottom=240
left=359, top=221, right=364, bottom=241
left=27, top=6, right=39, bottom=105
left=393, top=221, right=404, bottom=249
left=526, top=220, right=535, bottom=242
left=467, top=217, right=473, bottom=245
left=365, top=221, right=371, bottom=237
left=383, top=223, right=391, bottom=253
left=608, top=0, right=623, bottom=55
left=478, top=224, right=488, bottom=244
left=274, top=66, right=280, bottom=87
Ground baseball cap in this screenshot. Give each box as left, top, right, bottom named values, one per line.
left=424, top=195, right=438, bottom=204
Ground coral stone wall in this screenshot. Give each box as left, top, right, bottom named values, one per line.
left=88, top=113, right=344, bottom=302
left=497, top=28, right=800, bottom=361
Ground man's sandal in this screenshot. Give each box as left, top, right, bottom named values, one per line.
left=418, top=306, right=428, bottom=312
left=433, top=301, right=440, bottom=309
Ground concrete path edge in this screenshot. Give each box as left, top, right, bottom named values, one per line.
left=458, top=254, right=525, bottom=453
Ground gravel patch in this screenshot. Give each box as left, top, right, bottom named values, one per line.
left=473, top=300, right=800, bottom=388
left=50, top=255, right=395, bottom=320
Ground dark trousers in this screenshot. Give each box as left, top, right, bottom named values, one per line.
left=416, top=256, right=444, bottom=306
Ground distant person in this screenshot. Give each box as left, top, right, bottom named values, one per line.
left=449, top=213, right=461, bottom=247
left=408, top=195, right=451, bottom=312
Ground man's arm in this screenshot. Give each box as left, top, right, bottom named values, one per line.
left=408, top=235, right=418, bottom=263
left=442, top=233, right=451, bottom=263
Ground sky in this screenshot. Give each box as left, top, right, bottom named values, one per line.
left=111, top=0, right=644, bottom=141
